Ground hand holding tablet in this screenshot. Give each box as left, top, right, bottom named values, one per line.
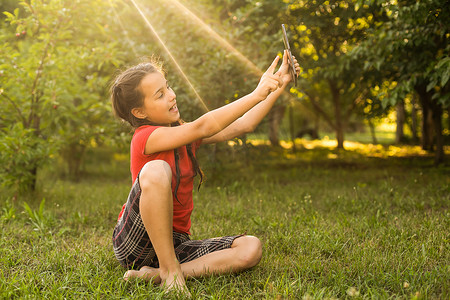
left=281, top=24, right=298, bottom=86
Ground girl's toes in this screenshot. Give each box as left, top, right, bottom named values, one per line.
left=123, top=267, right=160, bottom=283
left=123, top=270, right=138, bottom=281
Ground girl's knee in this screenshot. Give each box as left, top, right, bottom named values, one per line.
left=233, top=235, right=262, bottom=269
left=139, top=160, right=172, bottom=190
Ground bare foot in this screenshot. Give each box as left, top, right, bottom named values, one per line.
left=160, top=269, right=191, bottom=298
left=123, top=266, right=161, bottom=283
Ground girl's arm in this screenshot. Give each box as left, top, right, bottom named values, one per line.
left=202, top=50, right=299, bottom=144
left=201, top=81, right=287, bottom=144
left=144, top=56, right=283, bottom=154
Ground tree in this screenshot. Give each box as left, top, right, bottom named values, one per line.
left=0, top=0, right=124, bottom=192
left=351, top=0, right=449, bottom=164
left=204, top=0, right=294, bottom=146
left=286, top=0, right=384, bottom=148
left=120, top=0, right=295, bottom=145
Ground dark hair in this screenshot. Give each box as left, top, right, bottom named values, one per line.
left=110, top=62, right=162, bottom=128
left=173, top=129, right=204, bottom=201
left=110, top=61, right=203, bottom=202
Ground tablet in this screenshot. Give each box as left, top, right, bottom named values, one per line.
left=281, top=24, right=297, bottom=86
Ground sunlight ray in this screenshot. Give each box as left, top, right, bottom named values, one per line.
left=107, top=0, right=139, bottom=58
left=129, top=0, right=210, bottom=112
left=163, top=0, right=263, bottom=76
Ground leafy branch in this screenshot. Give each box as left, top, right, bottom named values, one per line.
left=0, top=92, right=27, bottom=126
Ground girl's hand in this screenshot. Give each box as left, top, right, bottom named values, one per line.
left=252, top=56, right=284, bottom=99
left=275, top=49, right=300, bottom=84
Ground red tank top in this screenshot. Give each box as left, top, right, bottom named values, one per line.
left=118, top=125, right=201, bottom=234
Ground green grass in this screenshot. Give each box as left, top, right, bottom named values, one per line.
left=1, top=141, right=449, bottom=299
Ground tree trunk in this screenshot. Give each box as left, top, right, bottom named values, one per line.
left=395, top=100, right=406, bottom=144
left=304, top=90, right=333, bottom=138
left=368, top=118, right=378, bottom=144
left=410, top=95, right=419, bottom=143
left=289, top=105, right=296, bottom=152
left=448, top=107, right=450, bottom=133
left=241, top=134, right=249, bottom=165
left=30, top=165, right=38, bottom=191
left=29, top=99, right=42, bottom=192
left=424, top=105, right=434, bottom=150
left=329, top=79, right=344, bottom=149
left=268, top=104, right=286, bottom=146
left=430, top=101, right=444, bottom=165
left=61, top=142, right=86, bottom=180
left=416, top=87, right=434, bottom=150
left=415, top=84, right=445, bottom=164
left=313, top=109, right=320, bottom=139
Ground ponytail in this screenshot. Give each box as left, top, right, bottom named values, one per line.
left=172, top=121, right=204, bottom=204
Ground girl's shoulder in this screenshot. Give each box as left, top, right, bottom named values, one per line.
left=133, top=125, right=161, bottom=138
left=135, top=124, right=160, bottom=132
left=131, top=125, right=162, bottom=151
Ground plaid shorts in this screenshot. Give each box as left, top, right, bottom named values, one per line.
left=112, top=176, right=242, bottom=270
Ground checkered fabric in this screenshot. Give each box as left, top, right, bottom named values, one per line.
left=112, top=177, right=242, bottom=270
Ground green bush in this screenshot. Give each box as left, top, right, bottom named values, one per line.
left=0, top=123, right=52, bottom=192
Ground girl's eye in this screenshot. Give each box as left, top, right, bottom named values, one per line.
left=158, top=91, right=164, bottom=98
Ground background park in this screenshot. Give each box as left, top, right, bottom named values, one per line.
left=0, top=0, right=449, bottom=299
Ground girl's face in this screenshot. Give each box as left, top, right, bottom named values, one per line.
left=132, top=71, right=179, bottom=126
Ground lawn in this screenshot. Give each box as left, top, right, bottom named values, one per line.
left=1, top=139, right=449, bottom=299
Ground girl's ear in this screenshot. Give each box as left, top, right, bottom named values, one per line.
left=131, top=107, right=147, bottom=119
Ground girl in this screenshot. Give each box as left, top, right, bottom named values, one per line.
left=111, top=50, right=299, bottom=295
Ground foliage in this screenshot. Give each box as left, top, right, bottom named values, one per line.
left=1, top=0, right=448, bottom=195
left=190, top=0, right=305, bottom=144
left=0, top=123, right=52, bottom=192
left=23, top=198, right=54, bottom=234
left=349, top=0, right=449, bottom=163
left=352, top=0, right=449, bottom=107
left=113, top=0, right=266, bottom=120
left=286, top=0, right=385, bottom=148
left=0, top=0, right=125, bottom=191
left=0, top=199, right=16, bottom=223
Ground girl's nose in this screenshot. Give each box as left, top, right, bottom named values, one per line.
left=169, top=88, right=176, bottom=100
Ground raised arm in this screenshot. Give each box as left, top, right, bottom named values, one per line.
left=202, top=50, right=300, bottom=144
left=144, top=56, right=283, bottom=154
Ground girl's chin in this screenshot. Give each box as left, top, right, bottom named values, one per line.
left=170, top=116, right=181, bottom=125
